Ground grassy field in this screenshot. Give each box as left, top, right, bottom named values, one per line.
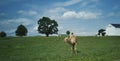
left=0, top=36, right=120, bottom=61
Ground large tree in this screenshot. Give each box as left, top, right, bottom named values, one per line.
left=0, top=31, right=7, bottom=37
left=15, top=24, right=28, bottom=36
left=38, top=17, right=58, bottom=37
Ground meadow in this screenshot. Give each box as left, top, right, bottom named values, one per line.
left=0, top=36, right=120, bottom=61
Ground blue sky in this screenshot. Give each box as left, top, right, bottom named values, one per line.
left=0, top=0, right=120, bottom=36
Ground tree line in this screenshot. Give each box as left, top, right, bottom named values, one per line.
left=0, top=17, right=58, bottom=37
left=0, top=16, right=106, bottom=37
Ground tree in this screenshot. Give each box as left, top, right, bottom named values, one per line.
left=15, top=24, right=28, bottom=36
left=98, top=29, right=106, bottom=36
left=38, top=17, right=58, bottom=37
left=101, top=32, right=106, bottom=36
left=66, top=30, right=70, bottom=36
left=0, top=31, right=7, bottom=37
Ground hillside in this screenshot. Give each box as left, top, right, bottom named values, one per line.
left=0, top=36, right=120, bottom=61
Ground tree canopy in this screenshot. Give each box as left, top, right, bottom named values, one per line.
left=98, top=29, right=106, bottom=36
left=0, top=31, right=7, bottom=37
left=15, top=24, right=28, bottom=36
left=38, top=17, right=58, bottom=37
left=66, top=30, right=70, bottom=36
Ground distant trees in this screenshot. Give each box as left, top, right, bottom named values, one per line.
left=38, top=17, right=58, bottom=37
left=0, top=31, right=7, bottom=37
left=66, top=30, right=70, bottom=36
left=98, top=29, right=106, bottom=36
left=15, top=24, right=28, bottom=36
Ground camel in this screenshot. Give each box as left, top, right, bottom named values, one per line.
left=64, top=33, right=77, bottom=53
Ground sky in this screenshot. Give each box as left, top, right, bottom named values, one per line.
left=0, top=0, right=120, bottom=36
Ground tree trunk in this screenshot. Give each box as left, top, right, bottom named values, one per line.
left=46, top=33, right=49, bottom=37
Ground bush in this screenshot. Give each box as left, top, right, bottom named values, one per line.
left=0, top=31, right=7, bottom=37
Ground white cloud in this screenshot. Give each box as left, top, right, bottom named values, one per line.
left=28, top=24, right=38, bottom=36
left=47, top=7, right=66, bottom=13
left=18, top=10, right=38, bottom=16
left=28, top=10, right=37, bottom=15
left=7, top=18, right=32, bottom=26
left=77, top=11, right=98, bottom=19
left=113, top=6, right=119, bottom=10
left=58, top=26, right=64, bottom=33
left=79, top=0, right=99, bottom=8
left=18, top=10, right=25, bottom=14
left=62, top=11, right=77, bottom=18
left=55, top=0, right=81, bottom=7
left=33, top=25, right=38, bottom=31
left=62, top=11, right=101, bottom=19
left=58, top=26, right=63, bottom=30
left=107, top=12, right=120, bottom=17
left=42, top=7, right=102, bottom=20
left=0, top=12, right=7, bottom=19
left=42, top=7, right=67, bottom=20
left=107, top=12, right=115, bottom=17
left=81, top=1, right=89, bottom=7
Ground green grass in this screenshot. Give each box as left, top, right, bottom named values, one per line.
left=0, top=36, right=120, bottom=61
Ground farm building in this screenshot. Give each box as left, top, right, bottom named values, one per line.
left=106, top=24, right=120, bottom=36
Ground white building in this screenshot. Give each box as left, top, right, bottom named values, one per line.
left=106, top=24, right=120, bottom=36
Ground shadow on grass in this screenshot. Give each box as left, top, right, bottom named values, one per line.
left=71, top=50, right=81, bottom=56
